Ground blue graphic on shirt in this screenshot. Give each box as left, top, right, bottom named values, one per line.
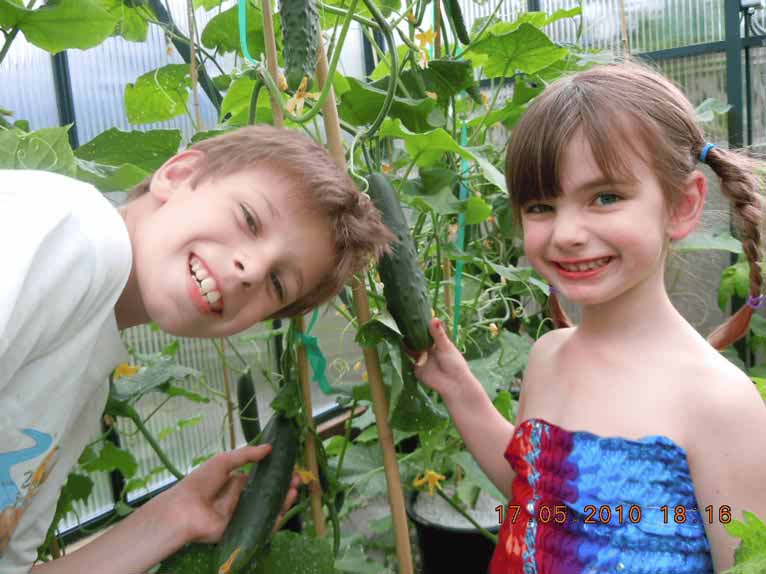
left=0, top=429, right=53, bottom=511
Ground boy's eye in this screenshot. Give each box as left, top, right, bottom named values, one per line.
left=240, top=204, right=258, bottom=234
left=594, top=193, right=620, bottom=206
left=271, top=273, right=285, bottom=302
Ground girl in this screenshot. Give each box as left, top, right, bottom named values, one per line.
left=414, top=61, right=766, bottom=573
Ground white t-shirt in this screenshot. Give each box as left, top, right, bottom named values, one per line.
left=0, top=170, right=132, bottom=573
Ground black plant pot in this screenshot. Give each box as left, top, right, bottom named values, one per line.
left=406, top=491, right=500, bottom=574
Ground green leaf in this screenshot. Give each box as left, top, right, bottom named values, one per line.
left=124, top=64, right=192, bottom=124
left=718, top=261, right=751, bottom=311
left=0, top=126, right=76, bottom=176
left=0, top=0, right=24, bottom=28
left=75, top=128, right=181, bottom=172
left=254, top=531, right=336, bottom=574
left=675, top=230, right=743, bottom=254
left=450, top=451, right=506, bottom=503
left=419, top=167, right=458, bottom=194
left=177, top=415, right=203, bottom=429
left=752, top=377, right=766, bottom=402
left=468, top=331, right=532, bottom=399
left=8, top=0, right=117, bottom=53
left=402, top=186, right=462, bottom=216
left=696, top=98, right=731, bottom=123
left=75, top=159, right=148, bottom=192
left=355, top=313, right=402, bottom=347
left=339, top=77, right=437, bottom=133
left=464, top=22, right=568, bottom=79
left=378, top=118, right=506, bottom=192
left=110, top=356, right=200, bottom=403
left=724, top=511, right=766, bottom=572
left=54, top=473, right=93, bottom=517
left=99, top=0, right=148, bottom=42
left=369, top=45, right=410, bottom=81
left=462, top=195, right=492, bottom=225
left=421, top=59, right=475, bottom=102
left=200, top=3, right=276, bottom=58
left=83, top=442, right=138, bottom=478
left=162, top=384, right=210, bottom=404
left=219, top=75, right=273, bottom=126
left=493, top=390, right=515, bottom=423
left=335, top=543, right=391, bottom=574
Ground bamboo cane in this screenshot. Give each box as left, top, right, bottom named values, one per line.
left=220, top=340, right=236, bottom=450
left=259, top=0, right=326, bottom=537
left=186, top=0, right=202, bottom=128
left=314, top=33, right=415, bottom=574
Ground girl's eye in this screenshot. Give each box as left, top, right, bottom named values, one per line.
left=240, top=204, right=258, bottom=234
left=271, top=273, right=285, bottom=301
left=594, top=193, right=620, bottom=206
left=525, top=203, right=552, bottom=214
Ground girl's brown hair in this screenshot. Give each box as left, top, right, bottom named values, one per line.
left=129, top=125, right=394, bottom=318
left=505, top=60, right=765, bottom=350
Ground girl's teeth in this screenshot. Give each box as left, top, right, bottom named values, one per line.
left=561, top=257, right=611, bottom=272
left=200, top=277, right=216, bottom=294
left=206, top=290, right=221, bottom=303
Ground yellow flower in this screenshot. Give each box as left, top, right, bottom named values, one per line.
left=415, top=28, right=437, bottom=50
left=413, top=469, right=446, bottom=496
left=277, top=71, right=289, bottom=92
left=285, top=77, right=320, bottom=115
left=406, top=10, right=417, bottom=23
left=295, top=465, right=317, bottom=485
left=362, top=371, right=368, bottom=382
left=113, top=363, right=139, bottom=381
left=353, top=361, right=363, bottom=372
left=382, top=162, right=393, bottom=173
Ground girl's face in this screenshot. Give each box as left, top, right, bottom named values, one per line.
left=520, top=130, right=672, bottom=307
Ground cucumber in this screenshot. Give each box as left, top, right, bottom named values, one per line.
left=443, top=0, right=471, bottom=45
left=213, top=414, right=300, bottom=574
left=157, top=542, right=213, bottom=574
left=280, top=0, right=320, bottom=91
left=237, top=369, right=261, bottom=444
left=365, top=173, right=433, bottom=352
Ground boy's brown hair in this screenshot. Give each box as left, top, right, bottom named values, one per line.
left=505, top=59, right=765, bottom=350
left=130, top=125, right=394, bottom=318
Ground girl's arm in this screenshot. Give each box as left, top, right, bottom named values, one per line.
left=414, top=319, right=516, bottom=499
left=686, top=367, right=766, bottom=573
left=31, top=445, right=300, bottom=574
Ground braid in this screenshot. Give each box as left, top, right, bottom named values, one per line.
left=703, top=145, right=766, bottom=350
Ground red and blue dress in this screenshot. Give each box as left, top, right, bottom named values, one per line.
left=489, top=418, right=714, bottom=574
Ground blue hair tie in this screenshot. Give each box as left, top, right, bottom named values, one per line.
left=699, top=143, right=716, bottom=163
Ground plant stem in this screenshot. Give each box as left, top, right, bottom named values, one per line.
left=434, top=488, right=498, bottom=544
left=127, top=408, right=185, bottom=480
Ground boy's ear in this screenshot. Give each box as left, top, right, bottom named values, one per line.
left=150, top=149, right=206, bottom=202
left=667, top=170, right=707, bottom=241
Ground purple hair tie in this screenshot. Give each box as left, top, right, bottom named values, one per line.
left=549, top=284, right=556, bottom=295
left=747, top=294, right=766, bottom=310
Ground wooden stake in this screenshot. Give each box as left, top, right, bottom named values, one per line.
left=220, top=338, right=236, bottom=450
left=186, top=0, right=202, bottom=129
left=315, top=37, right=415, bottom=574
left=258, top=0, right=325, bottom=536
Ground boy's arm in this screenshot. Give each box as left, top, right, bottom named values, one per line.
left=30, top=446, right=299, bottom=574
left=414, top=319, right=516, bottom=500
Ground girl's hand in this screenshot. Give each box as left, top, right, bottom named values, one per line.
left=157, top=445, right=300, bottom=544
left=413, top=318, right=476, bottom=400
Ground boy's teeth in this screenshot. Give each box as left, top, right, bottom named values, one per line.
left=200, top=277, right=216, bottom=293
left=195, top=268, right=209, bottom=280
left=206, top=290, right=221, bottom=303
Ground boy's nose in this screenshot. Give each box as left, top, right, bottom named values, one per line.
left=232, top=253, right=270, bottom=288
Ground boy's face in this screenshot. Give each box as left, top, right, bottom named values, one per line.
left=128, top=151, right=335, bottom=337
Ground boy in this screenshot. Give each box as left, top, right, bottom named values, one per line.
left=1, top=125, right=394, bottom=573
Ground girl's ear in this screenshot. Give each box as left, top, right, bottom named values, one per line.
left=667, top=170, right=707, bottom=241
left=149, top=149, right=206, bottom=202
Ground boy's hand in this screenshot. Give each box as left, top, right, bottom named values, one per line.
left=413, top=318, right=476, bottom=401
left=159, top=445, right=300, bottom=544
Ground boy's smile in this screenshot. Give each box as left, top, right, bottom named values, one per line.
left=116, top=151, right=336, bottom=336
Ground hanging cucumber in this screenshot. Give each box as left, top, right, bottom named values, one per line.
left=280, top=0, right=320, bottom=91
left=213, top=414, right=300, bottom=574
left=443, top=0, right=471, bottom=45
left=365, top=173, right=433, bottom=353
left=237, top=368, right=261, bottom=444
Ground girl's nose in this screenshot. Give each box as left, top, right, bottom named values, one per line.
left=551, top=212, right=588, bottom=248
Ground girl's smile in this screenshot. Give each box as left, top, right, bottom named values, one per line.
left=553, top=255, right=617, bottom=280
